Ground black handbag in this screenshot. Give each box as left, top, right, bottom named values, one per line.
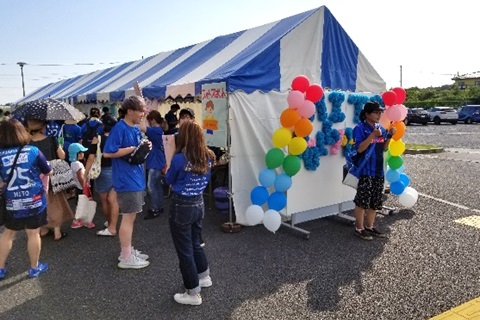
left=0, top=147, right=23, bottom=226
left=123, top=139, right=151, bottom=165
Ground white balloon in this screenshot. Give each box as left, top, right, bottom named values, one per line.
left=403, top=187, right=418, bottom=201
left=245, top=205, right=264, bottom=226
left=263, top=209, right=282, bottom=233
left=398, top=190, right=417, bottom=208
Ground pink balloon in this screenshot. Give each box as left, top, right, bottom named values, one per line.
left=305, top=84, right=323, bottom=103
left=382, top=91, right=397, bottom=106
left=291, top=76, right=310, bottom=93
left=379, top=111, right=391, bottom=129
left=297, top=100, right=316, bottom=118
left=287, top=90, right=305, bottom=109
left=397, top=104, right=407, bottom=121
left=385, top=104, right=403, bottom=122
left=392, top=87, right=406, bottom=104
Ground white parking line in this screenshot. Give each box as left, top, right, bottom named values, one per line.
left=419, top=192, right=480, bottom=213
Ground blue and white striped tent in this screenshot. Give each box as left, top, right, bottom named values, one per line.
left=16, top=6, right=385, bottom=104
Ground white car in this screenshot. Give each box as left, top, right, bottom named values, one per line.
left=427, top=107, right=458, bottom=125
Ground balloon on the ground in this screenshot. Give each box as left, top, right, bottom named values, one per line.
left=305, top=84, right=324, bottom=103
left=392, top=121, right=406, bottom=140
left=390, top=180, right=406, bottom=195
left=263, top=209, right=282, bottom=233
left=291, top=75, right=310, bottom=93
left=250, top=186, right=269, bottom=205
left=259, top=168, right=276, bottom=188
left=245, top=205, right=265, bottom=226
left=274, top=173, right=292, bottom=192
left=398, top=189, right=417, bottom=208
left=382, top=90, right=397, bottom=106
left=272, top=127, right=292, bottom=148
left=265, top=148, right=285, bottom=169
left=287, top=90, right=305, bottom=109
left=268, top=192, right=287, bottom=211
left=388, top=155, right=403, bottom=169
left=288, top=137, right=307, bottom=155
left=392, top=87, right=406, bottom=104
left=389, top=139, right=406, bottom=156
left=280, top=109, right=300, bottom=128
left=297, top=100, right=316, bottom=118
left=385, top=169, right=400, bottom=183
left=283, top=155, right=301, bottom=176
left=403, top=187, right=418, bottom=201
left=294, top=118, right=313, bottom=137
left=398, top=173, right=410, bottom=187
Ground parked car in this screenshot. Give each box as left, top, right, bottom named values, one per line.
left=457, top=105, right=480, bottom=124
left=404, top=108, right=429, bottom=125
left=427, top=107, right=458, bottom=125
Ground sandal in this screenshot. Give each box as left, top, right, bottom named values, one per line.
left=54, top=232, right=68, bottom=241
left=40, top=229, right=54, bottom=238
left=96, top=228, right=116, bottom=237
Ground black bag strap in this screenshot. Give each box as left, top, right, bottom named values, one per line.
left=4, top=146, right=23, bottom=186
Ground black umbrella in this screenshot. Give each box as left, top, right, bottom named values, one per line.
left=13, top=98, right=85, bottom=121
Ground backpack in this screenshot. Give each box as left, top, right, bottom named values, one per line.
left=82, top=121, right=101, bottom=150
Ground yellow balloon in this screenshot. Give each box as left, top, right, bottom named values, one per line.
left=272, top=127, right=292, bottom=148
left=389, top=139, right=405, bottom=156
left=288, top=137, right=307, bottom=155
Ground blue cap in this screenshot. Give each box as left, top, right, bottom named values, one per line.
left=68, top=143, right=88, bottom=162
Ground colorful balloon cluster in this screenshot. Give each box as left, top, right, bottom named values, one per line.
left=246, top=76, right=323, bottom=232
left=381, top=88, right=419, bottom=208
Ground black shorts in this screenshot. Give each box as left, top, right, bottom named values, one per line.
left=354, top=176, right=385, bottom=210
left=4, top=209, right=48, bottom=231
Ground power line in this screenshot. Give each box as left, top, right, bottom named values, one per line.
left=0, top=61, right=122, bottom=67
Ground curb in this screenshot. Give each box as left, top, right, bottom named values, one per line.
left=404, top=148, right=444, bottom=155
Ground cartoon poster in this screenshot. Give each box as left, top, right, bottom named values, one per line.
left=201, top=82, right=227, bottom=147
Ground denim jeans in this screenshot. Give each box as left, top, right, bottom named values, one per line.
left=169, top=193, right=209, bottom=295
left=147, top=169, right=164, bottom=212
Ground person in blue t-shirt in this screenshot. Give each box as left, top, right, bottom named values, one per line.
left=62, top=120, right=82, bottom=163
left=139, top=110, right=167, bottom=220
left=352, top=102, right=396, bottom=240
left=103, top=96, right=151, bottom=270
left=0, top=119, right=52, bottom=279
left=166, top=121, right=215, bottom=306
left=164, top=104, right=180, bottom=135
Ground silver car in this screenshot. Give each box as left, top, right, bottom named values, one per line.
left=427, top=106, right=459, bottom=125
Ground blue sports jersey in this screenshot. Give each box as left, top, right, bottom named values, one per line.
left=0, top=145, right=51, bottom=218
left=103, top=120, right=145, bottom=192
left=166, top=153, right=212, bottom=197
left=145, top=126, right=166, bottom=170
left=353, top=122, right=388, bottom=177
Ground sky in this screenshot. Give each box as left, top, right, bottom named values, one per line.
left=0, top=0, right=478, bottom=104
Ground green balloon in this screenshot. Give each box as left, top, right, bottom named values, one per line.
left=265, top=148, right=285, bottom=169
left=388, top=155, right=403, bottom=170
left=283, top=155, right=301, bottom=176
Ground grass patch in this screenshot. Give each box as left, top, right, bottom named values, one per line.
left=405, top=143, right=441, bottom=150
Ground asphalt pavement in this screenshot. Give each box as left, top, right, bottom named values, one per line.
left=0, top=123, right=479, bottom=320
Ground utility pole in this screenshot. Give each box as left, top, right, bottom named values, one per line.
left=17, top=62, right=26, bottom=97
left=400, top=65, right=403, bottom=87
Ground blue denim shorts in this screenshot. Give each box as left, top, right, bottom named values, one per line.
left=95, top=167, right=113, bottom=193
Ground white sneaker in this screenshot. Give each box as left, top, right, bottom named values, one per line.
left=199, top=276, right=212, bottom=288
left=117, top=247, right=149, bottom=261
left=174, top=292, right=202, bottom=306
left=117, top=254, right=150, bottom=269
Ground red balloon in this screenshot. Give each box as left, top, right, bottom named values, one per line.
left=382, top=91, right=397, bottom=106
left=291, top=76, right=310, bottom=93
left=392, top=87, right=406, bottom=104
left=305, top=84, right=323, bottom=103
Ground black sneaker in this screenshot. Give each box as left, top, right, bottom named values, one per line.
left=354, top=229, right=373, bottom=241
left=364, top=227, right=386, bottom=238
left=144, top=209, right=162, bottom=220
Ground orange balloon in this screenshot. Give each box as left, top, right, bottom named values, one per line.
left=392, top=121, right=406, bottom=140
left=280, top=109, right=300, bottom=128
left=294, top=118, right=313, bottom=137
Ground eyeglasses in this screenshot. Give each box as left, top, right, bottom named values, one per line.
left=371, top=111, right=383, bottom=115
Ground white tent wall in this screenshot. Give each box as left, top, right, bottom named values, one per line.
left=230, top=90, right=357, bottom=226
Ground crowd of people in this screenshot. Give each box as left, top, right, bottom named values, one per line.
left=0, top=98, right=214, bottom=305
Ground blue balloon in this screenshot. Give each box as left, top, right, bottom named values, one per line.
left=274, top=173, right=292, bottom=192
left=385, top=169, right=400, bottom=183
left=258, top=169, right=276, bottom=188
left=398, top=173, right=410, bottom=187
left=268, top=192, right=287, bottom=211
left=250, top=186, right=269, bottom=205
left=390, top=181, right=406, bottom=195
left=397, top=165, right=405, bottom=173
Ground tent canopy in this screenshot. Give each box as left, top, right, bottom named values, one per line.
left=17, top=6, right=385, bottom=104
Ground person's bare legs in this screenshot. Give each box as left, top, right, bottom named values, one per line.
left=107, top=190, right=119, bottom=235
left=365, top=208, right=377, bottom=229
left=354, top=206, right=365, bottom=230
left=99, top=192, right=110, bottom=223
left=119, top=213, right=136, bottom=258
left=25, top=228, right=41, bottom=268
left=53, top=227, right=63, bottom=240
left=0, top=229, right=16, bottom=268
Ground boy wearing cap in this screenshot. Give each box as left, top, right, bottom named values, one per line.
left=352, top=102, right=396, bottom=240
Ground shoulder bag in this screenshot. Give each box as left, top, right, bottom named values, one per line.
left=342, top=140, right=377, bottom=189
